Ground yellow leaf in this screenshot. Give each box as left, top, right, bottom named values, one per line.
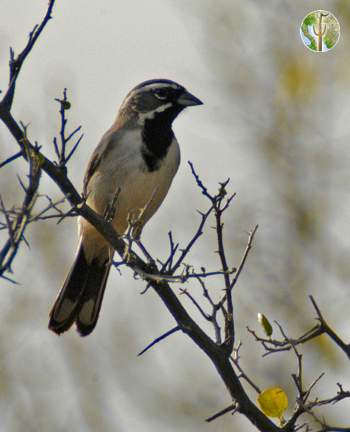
left=257, top=386, right=288, bottom=421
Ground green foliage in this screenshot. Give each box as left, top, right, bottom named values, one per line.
left=301, top=22, right=308, bottom=35
left=301, top=22, right=315, bottom=50
left=309, top=39, right=317, bottom=51
left=303, top=13, right=316, bottom=26
left=324, top=20, right=340, bottom=48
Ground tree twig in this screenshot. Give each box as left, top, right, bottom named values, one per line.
left=138, top=326, right=180, bottom=356
left=206, top=402, right=238, bottom=422
left=1, top=0, right=56, bottom=110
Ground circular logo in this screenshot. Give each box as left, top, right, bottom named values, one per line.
left=300, top=10, right=340, bottom=52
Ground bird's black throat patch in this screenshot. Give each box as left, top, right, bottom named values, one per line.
left=141, top=106, right=181, bottom=172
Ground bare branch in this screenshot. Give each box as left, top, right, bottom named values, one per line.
left=206, top=402, right=238, bottom=423
left=170, top=205, right=214, bottom=274
left=231, top=342, right=261, bottom=394
left=138, top=326, right=180, bottom=356
left=53, top=89, right=84, bottom=169
left=309, top=296, right=350, bottom=359
left=248, top=296, right=350, bottom=361
left=0, top=134, right=41, bottom=278
left=0, top=151, right=23, bottom=168
left=1, top=0, right=56, bottom=110
left=179, top=287, right=210, bottom=320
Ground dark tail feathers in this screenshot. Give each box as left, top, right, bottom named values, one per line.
left=49, top=243, right=111, bottom=336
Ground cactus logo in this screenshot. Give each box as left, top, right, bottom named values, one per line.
left=300, top=10, right=340, bottom=52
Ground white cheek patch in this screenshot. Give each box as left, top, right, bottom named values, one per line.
left=137, top=102, right=173, bottom=125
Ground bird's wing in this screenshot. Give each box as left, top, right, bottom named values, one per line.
left=83, top=128, right=124, bottom=196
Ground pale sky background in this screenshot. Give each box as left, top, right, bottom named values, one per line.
left=1, top=1, right=350, bottom=431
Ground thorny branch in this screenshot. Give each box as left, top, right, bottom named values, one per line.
left=248, top=310, right=350, bottom=431
left=231, top=342, right=261, bottom=394
left=247, top=296, right=350, bottom=360
left=2, top=0, right=55, bottom=110
left=53, top=88, right=84, bottom=169
left=0, top=2, right=350, bottom=431
left=0, top=132, right=41, bottom=279
left=0, top=89, right=82, bottom=280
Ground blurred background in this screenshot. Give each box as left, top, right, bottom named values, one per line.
left=1, top=0, right=350, bottom=430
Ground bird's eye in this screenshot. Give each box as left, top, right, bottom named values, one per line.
left=153, top=89, right=168, bottom=100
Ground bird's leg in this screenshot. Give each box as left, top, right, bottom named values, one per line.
left=135, top=238, right=155, bottom=266
left=122, top=212, right=137, bottom=263
left=128, top=218, right=155, bottom=266
left=131, top=196, right=158, bottom=266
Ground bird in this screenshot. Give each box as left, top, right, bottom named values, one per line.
left=48, top=79, right=202, bottom=336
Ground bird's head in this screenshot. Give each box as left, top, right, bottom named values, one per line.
left=118, top=79, right=203, bottom=127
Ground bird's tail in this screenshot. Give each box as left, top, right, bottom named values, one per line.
left=48, top=242, right=111, bottom=336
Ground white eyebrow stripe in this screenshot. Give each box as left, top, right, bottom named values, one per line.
left=139, top=83, right=179, bottom=92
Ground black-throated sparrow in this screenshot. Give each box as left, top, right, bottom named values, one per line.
left=49, top=79, right=202, bottom=336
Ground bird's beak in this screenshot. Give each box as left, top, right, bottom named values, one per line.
left=177, top=90, right=203, bottom=107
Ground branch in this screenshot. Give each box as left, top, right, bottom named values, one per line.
left=1, top=0, right=56, bottom=110
left=0, top=136, right=41, bottom=278
left=248, top=296, right=350, bottom=360
left=170, top=205, right=214, bottom=274
left=206, top=402, right=238, bottom=422
left=53, top=89, right=83, bottom=168
left=309, top=296, right=350, bottom=359
left=250, top=321, right=350, bottom=432
left=188, top=161, right=239, bottom=351
left=0, top=151, right=22, bottom=168
left=138, top=326, right=180, bottom=356
left=231, top=342, right=261, bottom=394
left=222, top=224, right=258, bottom=351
